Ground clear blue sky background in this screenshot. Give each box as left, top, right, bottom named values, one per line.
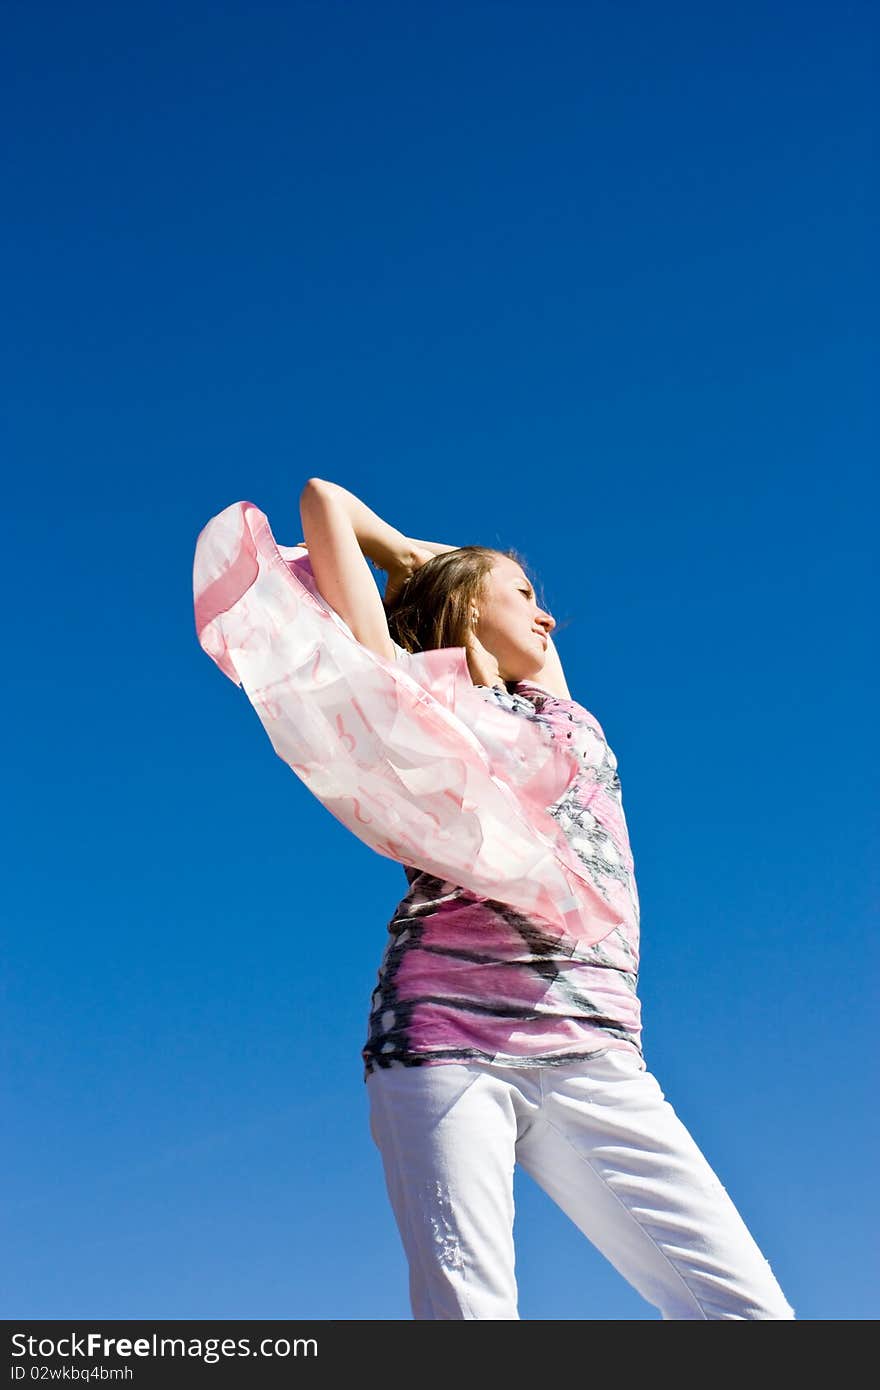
left=3, top=0, right=876, bottom=1321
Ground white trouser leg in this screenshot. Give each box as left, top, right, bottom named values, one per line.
left=515, top=1050, right=796, bottom=1320
left=366, top=1061, right=531, bottom=1319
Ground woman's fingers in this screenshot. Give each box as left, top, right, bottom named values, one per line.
left=408, top=537, right=459, bottom=558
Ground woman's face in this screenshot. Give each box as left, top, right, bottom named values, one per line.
left=472, top=556, right=556, bottom=681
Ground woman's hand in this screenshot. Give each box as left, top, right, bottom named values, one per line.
left=384, top=543, right=432, bottom=606
left=408, top=538, right=460, bottom=558
left=295, top=522, right=460, bottom=606
left=384, top=539, right=460, bottom=605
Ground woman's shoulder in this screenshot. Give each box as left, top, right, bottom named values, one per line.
left=390, top=641, right=605, bottom=741
left=513, top=680, right=607, bottom=739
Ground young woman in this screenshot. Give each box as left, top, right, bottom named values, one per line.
left=193, top=478, right=796, bottom=1321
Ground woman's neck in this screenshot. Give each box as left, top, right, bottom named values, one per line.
left=466, top=642, right=507, bottom=691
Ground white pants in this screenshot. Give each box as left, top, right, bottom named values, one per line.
left=366, top=1049, right=796, bottom=1320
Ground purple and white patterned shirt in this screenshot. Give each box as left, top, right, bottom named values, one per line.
left=362, top=650, right=644, bottom=1078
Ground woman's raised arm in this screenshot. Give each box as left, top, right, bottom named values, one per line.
left=298, top=479, right=417, bottom=661
left=531, top=633, right=572, bottom=699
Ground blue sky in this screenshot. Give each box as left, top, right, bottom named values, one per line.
left=2, top=0, right=876, bottom=1320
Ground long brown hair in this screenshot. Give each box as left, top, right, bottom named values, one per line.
left=384, top=545, right=538, bottom=662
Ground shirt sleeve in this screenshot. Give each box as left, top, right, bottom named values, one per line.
left=193, top=500, right=626, bottom=952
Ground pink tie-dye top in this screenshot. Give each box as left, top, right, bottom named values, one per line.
left=362, top=642, right=643, bottom=1077
left=192, top=501, right=643, bottom=1074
